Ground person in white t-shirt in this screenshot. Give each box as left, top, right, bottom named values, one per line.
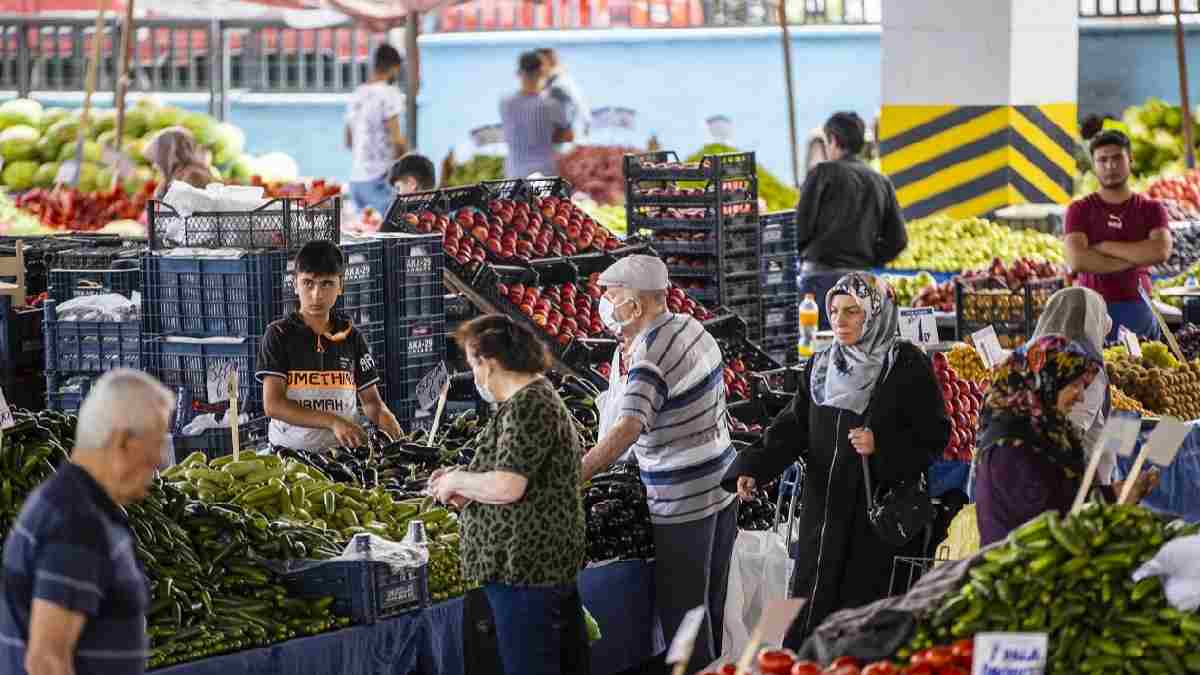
left=345, top=44, right=409, bottom=217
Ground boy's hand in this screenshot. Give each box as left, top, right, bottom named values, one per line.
left=330, top=417, right=367, bottom=447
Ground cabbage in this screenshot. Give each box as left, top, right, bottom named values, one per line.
left=212, top=122, right=245, bottom=156
left=0, top=125, right=40, bottom=161
left=90, top=109, right=116, bottom=137
left=44, top=118, right=79, bottom=146
left=0, top=99, right=43, bottom=130
left=33, top=162, right=59, bottom=188
left=38, top=107, right=70, bottom=131
left=252, top=152, right=299, bottom=182
left=34, top=136, right=61, bottom=163
left=122, top=107, right=149, bottom=138
left=2, top=160, right=39, bottom=189
left=149, top=106, right=183, bottom=130
left=57, top=140, right=102, bottom=164
left=181, top=112, right=217, bottom=147
left=227, top=153, right=254, bottom=183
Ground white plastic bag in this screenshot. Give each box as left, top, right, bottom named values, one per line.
left=56, top=293, right=139, bottom=322
left=1133, top=534, right=1200, bottom=611
left=721, top=528, right=794, bottom=659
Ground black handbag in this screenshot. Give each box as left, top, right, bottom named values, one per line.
left=859, top=347, right=935, bottom=547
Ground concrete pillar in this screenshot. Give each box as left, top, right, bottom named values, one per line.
left=879, top=1, right=1080, bottom=220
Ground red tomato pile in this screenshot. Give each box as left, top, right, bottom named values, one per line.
left=1145, top=170, right=1200, bottom=219
left=15, top=181, right=157, bottom=231
left=704, top=642, right=974, bottom=675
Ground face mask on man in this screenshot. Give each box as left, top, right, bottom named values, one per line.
left=598, top=296, right=637, bottom=335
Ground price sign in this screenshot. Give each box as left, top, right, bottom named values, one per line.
left=613, top=107, right=637, bottom=131
left=101, top=147, right=135, bottom=180
left=469, top=124, right=504, bottom=148
left=706, top=115, right=734, bottom=144
left=1143, top=415, right=1189, bottom=466
left=55, top=159, right=80, bottom=186
left=206, top=359, right=239, bottom=404
left=416, top=361, right=449, bottom=412
left=590, top=107, right=614, bottom=130
left=899, top=307, right=938, bottom=346
left=1071, top=410, right=1142, bottom=513
left=971, top=326, right=1005, bottom=369
left=972, top=633, right=1048, bottom=675
left=0, top=386, right=15, bottom=430
left=1119, top=326, right=1142, bottom=358
left=665, top=606, right=706, bottom=666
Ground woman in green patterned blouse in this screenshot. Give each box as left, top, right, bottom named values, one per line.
left=430, top=314, right=588, bottom=675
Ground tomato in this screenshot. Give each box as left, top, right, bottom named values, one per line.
left=830, top=657, right=861, bottom=669
left=862, top=663, right=898, bottom=675
left=950, top=639, right=973, bottom=666
left=900, top=665, right=934, bottom=675
left=790, top=661, right=821, bottom=675
left=718, top=665, right=738, bottom=675
left=915, top=648, right=952, bottom=669
left=758, top=649, right=797, bottom=675
left=937, top=667, right=968, bottom=675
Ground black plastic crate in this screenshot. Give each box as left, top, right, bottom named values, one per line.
left=382, top=185, right=488, bottom=231
left=445, top=294, right=478, bottom=322
left=386, top=317, right=446, bottom=405
left=49, top=268, right=141, bottom=303
left=147, top=196, right=341, bottom=251
left=43, top=303, right=140, bottom=372
left=763, top=296, right=798, bottom=330
left=762, top=253, right=798, bottom=293
left=664, top=255, right=715, bottom=278
left=723, top=254, right=759, bottom=277
left=142, top=337, right=262, bottom=416
left=359, top=319, right=387, bottom=402
left=482, top=177, right=574, bottom=202
left=474, top=267, right=577, bottom=359
left=760, top=210, right=797, bottom=256
left=172, top=416, right=270, bottom=461
left=4, top=367, right=45, bottom=411
left=0, top=300, right=45, bottom=372
left=49, top=245, right=144, bottom=271
left=141, top=251, right=287, bottom=338
left=628, top=204, right=758, bottom=231
left=715, top=330, right=782, bottom=373
left=722, top=279, right=760, bottom=305
left=649, top=227, right=759, bottom=257
left=723, top=298, right=762, bottom=333
left=623, top=150, right=756, bottom=181
left=278, top=558, right=429, bottom=625
left=626, top=177, right=757, bottom=206
left=379, top=234, right=445, bottom=322
left=954, top=277, right=1065, bottom=342
left=763, top=336, right=800, bottom=366
left=45, top=371, right=91, bottom=413
left=276, top=238, right=386, bottom=327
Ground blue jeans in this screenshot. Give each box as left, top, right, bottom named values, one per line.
left=1106, top=299, right=1160, bottom=342
left=349, top=174, right=396, bottom=217
left=483, top=581, right=582, bottom=675
left=798, top=271, right=847, bottom=331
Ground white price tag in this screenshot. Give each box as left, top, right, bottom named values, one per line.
left=1119, top=326, right=1142, bottom=359
left=0, top=386, right=15, bottom=430
left=973, top=633, right=1048, bottom=675
left=469, top=124, right=504, bottom=148
left=590, top=107, right=614, bottom=130
left=1143, top=416, right=1189, bottom=466
left=971, top=326, right=1005, bottom=369
left=416, top=361, right=449, bottom=412
left=899, top=307, right=938, bottom=346
left=1103, top=411, right=1143, bottom=459
left=665, top=606, right=706, bottom=665
left=614, top=107, right=637, bottom=131
left=706, top=115, right=734, bottom=144
left=206, top=360, right=239, bottom=404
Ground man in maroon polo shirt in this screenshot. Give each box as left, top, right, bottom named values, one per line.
left=1064, top=130, right=1172, bottom=341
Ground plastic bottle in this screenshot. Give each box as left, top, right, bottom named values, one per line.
left=1187, top=273, right=1198, bottom=290
left=798, top=294, right=819, bottom=358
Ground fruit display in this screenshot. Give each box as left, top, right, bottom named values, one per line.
left=1145, top=169, right=1200, bottom=218
left=1176, top=323, right=1200, bottom=361
left=1110, top=384, right=1152, bottom=414
left=630, top=180, right=757, bottom=203
left=912, top=505, right=1200, bottom=675
left=932, top=353, right=983, bottom=462
left=686, top=143, right=799, bottom=211
left=1152, top=267, right=1197, bottom=308
left=1103, top=344, right=1200, bottom=419
left=557, top=145, right=638, bottom=205
left=882, top=271, right=937, bottom=308
left=946, top=343, right=990, bottom=384
left=577, top=199, right=628, bottom=236
left=725, top=640, right=976, bottom=675
left=1115, top=97, right=1200, bottom=177
left=251, top=176, right=343, bottom=207
left=443, top=153, right=504, bottom=187
left=1154, top=221, right=1200, bottom=277
left=888, top=215, right=1064, bottom=273
left=958, top=256, right=1064, bottom=292
left=913, top=280, right=955, bottom=313
left=493, top=276, right=609, bottom=345
left=14, top=181, right=156, bottom=232
left=274, top=436, right=437, bottom=497
left=715, top=334, right=776, bottom=401
left=584, top=464, right=655, bottom=562
left=0, top=190, right=53, bottom=235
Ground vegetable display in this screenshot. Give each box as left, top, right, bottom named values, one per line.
left=584, top=464, right=655, bottom=563
left=557, top=145, right=638, bottom=205
left=14, top=182, right=156, bottom=232
left=687, top=143, right=799, bottom=212
left=443, top=154, right=505, bottom=187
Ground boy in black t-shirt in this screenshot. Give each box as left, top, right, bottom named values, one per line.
left=256, top=240, right=402, bottom=450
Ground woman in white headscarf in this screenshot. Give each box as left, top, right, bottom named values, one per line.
left=724, top=272, right=951, bottom=647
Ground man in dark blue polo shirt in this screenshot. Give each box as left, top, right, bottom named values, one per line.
left=1, top=369, right=174, bottom=675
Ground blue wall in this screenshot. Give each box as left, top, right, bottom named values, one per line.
left=32, top=23, right=1200, bottom=185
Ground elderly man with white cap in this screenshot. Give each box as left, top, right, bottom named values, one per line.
left=581, top=254, right=737, bottom=672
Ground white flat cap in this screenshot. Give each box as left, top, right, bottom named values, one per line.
left=598, top=254, right=670, bottom=291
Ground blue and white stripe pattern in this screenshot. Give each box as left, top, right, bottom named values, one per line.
left=622, top=312, right=736, bottom=525
left=500, top=92, right=567, bottom=178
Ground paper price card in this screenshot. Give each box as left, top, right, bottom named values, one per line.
left=416, top=361, right=449, bottom=412
left=971, top=326, right=1005, bottom=369
left=0, top=386, right=15, bottom=430
left=899, top=307, right=938, bottom=346
left=1119, top=326, right=1142, bottom=358
left=665, top=606, right=706, bottom=665
left=1142, top=415, right=1189, bottom=466
left=469, top=124, right=504, bottom=147
left=972, top=633, right=1047, bottom=675
left=1102, top=410, right=1143, bottom=459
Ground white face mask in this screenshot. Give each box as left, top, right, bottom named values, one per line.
left=598, top=296, right=636, bottom=335
left=1068, top=372, right=1107, bottom=432
left=473, top=361, right=497, bottom=404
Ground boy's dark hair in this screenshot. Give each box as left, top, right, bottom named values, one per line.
left=454, top=314, right=550, bottom=374
left=1089, top=129, right=1132, bottom=156
left=373, top=44, right=403, bottom=73
left=294, top=240, right=345, bottom=277
left=824, top=111, right=866, bottom=156
left=389, top=154, right=437, bottom=190
left=518, top=51, right=543, bottom=76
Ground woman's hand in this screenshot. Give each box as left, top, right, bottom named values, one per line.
left=429, top=466, right=459, bottom=485
left=849, top=427, right=876, bottom=456
left=429, top=471, right=463, bottom=505
left=1116, top=469, right=1161, bottom=505
left=736, top=476, right=757, bottom=501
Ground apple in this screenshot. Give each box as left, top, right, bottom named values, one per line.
left=545, top=323, right=559, bottom=337
left=562, top=317, right=578, bottom=333
left=532, top=313, right=547, bottom=327
left=518, top=303, right=534, bottom=317
left=455, top=253, right=471, bottom=266
left=471, top=225, right=489, bottom=242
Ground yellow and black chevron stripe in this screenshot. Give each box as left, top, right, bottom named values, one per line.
left=880, top=104, right=1078, bottom=220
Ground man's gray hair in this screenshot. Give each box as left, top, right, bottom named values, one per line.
left=75, top=369, right=176, bottom=452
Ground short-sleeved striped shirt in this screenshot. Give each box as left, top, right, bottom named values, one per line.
left=500, top=92, right=567, bottom=178
left=620, top=312, right=736, bottom=525
left=1, top=463, right=149, bottom=675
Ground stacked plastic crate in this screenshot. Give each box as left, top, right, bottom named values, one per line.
left=623, top=151, right=761, bottom=335
left=138, top=197, right=340, bottom=457
left=759, top=210, right=799, bottom=365
left=43, top=243, right=145, bottom=413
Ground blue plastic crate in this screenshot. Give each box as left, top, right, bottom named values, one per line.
left=142, top=337, right=262, bottom=416
left=762, top=295, right=798, bottom=330
left=277, top=558, right=429, bottom=624
left=759, top=210, right=797, bottom=256
left=386, top=317, right=446, bottom=408
left=173, top=416, right=270, bottom=461
left=43, top=303, right=141, bottom=373
left=141, top=251, right=287, bottom=338
left=277, top=239, right=386, bottom=327
left=0, top=300, right=44, bottom=373
left=148, top=196, right=341, bottom=251
left=45, top=371, right=92, bottom=413
left=762, top=253, right=798, bottom=295
left=382, top=234, right=445, bottom=321
left=49, top=267, right=141, bottom=303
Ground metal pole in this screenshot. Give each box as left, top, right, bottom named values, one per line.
left=405, top=12, right=419, bottom=151
left=1175, top=0, right=1196, bottom=169
left=209, top=18, right=220, bottom=118
left=779, top=0, right=800, bottom=188
left=113, top=0, right=135, bottom=150
left=70, top=2, right=107, bottom=188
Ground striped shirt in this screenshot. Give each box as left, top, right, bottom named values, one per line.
left=500, top=92, right=567, bottom=178
left=621, top=312, right=736, bottom=525
left=1, top=464, right=149, bottom=675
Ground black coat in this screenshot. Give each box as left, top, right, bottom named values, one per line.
left=723, top=342, right=950, bottom=647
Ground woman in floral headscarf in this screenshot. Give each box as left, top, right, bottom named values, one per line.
left=724, top=272, right=951, bottom=647
left=973, top=335, right=1102, bottom=546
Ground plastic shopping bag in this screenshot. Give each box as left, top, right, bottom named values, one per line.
left=936, top=504, right=980, bottom=562
left=1133, top=534, right=1200, bottom=611
left=721, top=528, right=794, bottom=659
